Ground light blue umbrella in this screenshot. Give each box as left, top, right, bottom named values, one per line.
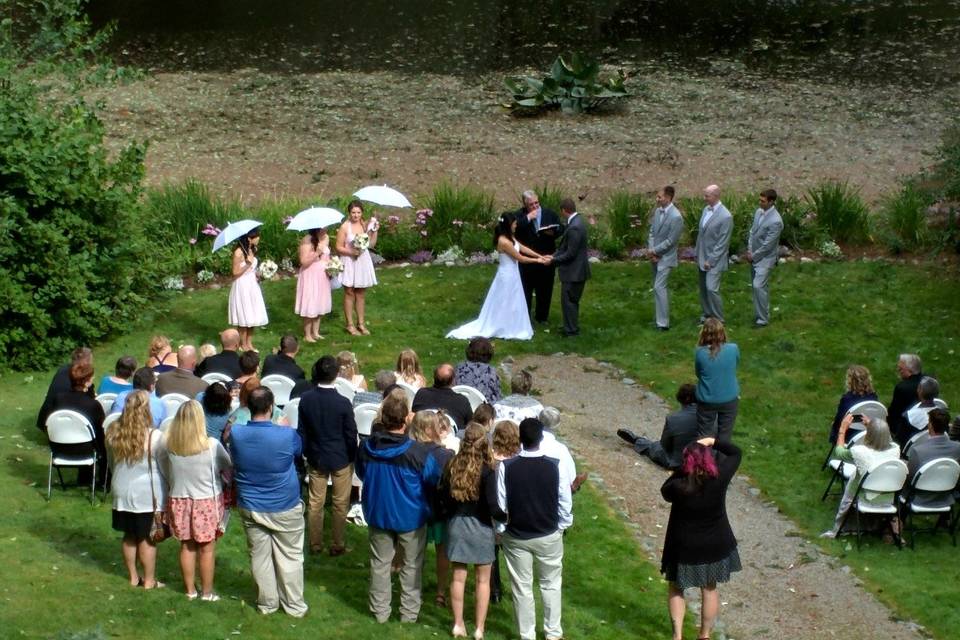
left=286, top=207, right=344, bottom=231
left=212, top=219, right=263, bottom=252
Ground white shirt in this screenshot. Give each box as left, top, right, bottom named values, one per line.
left=540, top=430, right=577, bottom=490
left=701, top=204, right=717, bottom=229
left=110, top=429, right=166, bottom=513
left=496, top=447, right=573, bottom=532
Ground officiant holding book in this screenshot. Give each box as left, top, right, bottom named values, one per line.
left=514, top=189, right=561, bottom=324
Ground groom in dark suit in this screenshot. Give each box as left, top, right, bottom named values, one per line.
left=547, top=198, right=590, bottom=337
left=514, top=190, right=560, bottom=324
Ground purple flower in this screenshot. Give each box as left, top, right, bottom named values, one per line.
left=388, top=215, right=401, bottom=225
left=409, top=250, right=433, bottom=264
left=628, top=247, right=645, bottom=259
left=283, top=216, right=294, bottom=225
left=587, top=249, right=603, bottom=260
left=679, top=246, right=697, bottom=261
left=201, top=223, right=221, bottom=237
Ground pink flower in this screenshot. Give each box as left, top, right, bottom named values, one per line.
left=388, top=215, right=401, bottom=225
left=189, top=238, right=197, bottom=245
left=588, top=215, right=597, bottom=226
left=283, top=216, right=294, bottom=224
left=201, top=223, right=221, bottom=236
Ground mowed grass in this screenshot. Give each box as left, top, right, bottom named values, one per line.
left=1, top=259, right=959, bottom=639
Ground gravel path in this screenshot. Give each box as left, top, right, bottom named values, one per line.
left=513, top=354, right=927, bottom=640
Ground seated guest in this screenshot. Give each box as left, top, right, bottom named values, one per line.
left=539, top=408, right=588, bottom=492
left=112, top=367, right=167, bottom=427
left=617, top=383, right=700, bottom=470
left=889, top=353, right=923, bottom=446
left=950, top=415, right=960, bottom=442
left=828, top=365, right=878, bottom=444
left=198, top=343, right=217, bottom=364
left=146, top=335, right=178, bottom=374
left=230, top=387, right=308, bottom=617
left=337, top=350, right=368, bottom=390
left=454, top=337, right=502, bottom=403
left=821, top=414, right=900, bottom=538
left=494, top=369, right=544, bottom=424
left=236, top=350, right=261, bottom=386
left=156, top=345, right=209, bottom=399
left=906, top=408, right=960, bottom=508
left=353, top=370, right=396, bottom=408
left=437, top=411, right=461, bottom=454
left=202, top=382, right=233, bottom=441
left=395, top=349, right=428, bottom=390
left=262, top=335, right=306, bottom=381
left=194, top=329, right=243, bottom=379
left=412, top=363, right=473, bottom=433
left=37, top=347, right=94, bottom=431
left=98, top=356, right=137, bottom=395
left=472, top=403, right=496, bottom=433
left=905, top=376, right=942, bottom=433
left=229, top=377, right=286, bottom=429
left=51, top=359, right=107, bottom=484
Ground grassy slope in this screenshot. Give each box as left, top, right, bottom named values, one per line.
left=1, top=259, right=958, bottom=638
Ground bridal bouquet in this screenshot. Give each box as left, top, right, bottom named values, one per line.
left=257, top=259, right=279, bottom=280
left=325, top=255, right=344, bottom=277
left=352, top=232, right=370, bottom=253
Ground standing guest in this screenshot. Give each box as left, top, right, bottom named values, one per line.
left=513, top=189, right=560, bottom=324
left=156, top=345, right=208, bottom=399
left=646, top=185, right=684, bottom=331
left=51, top=359, right=107, bottom=485
left=745, top=188, right=784, bottom=328
left=538, top=407, right=588, bottom=492
left=488, top=419, right=520, bottom=604
left=112, top=367, right=167, bottom=427
left=296, top=228, right=332, bottom=342
left=906, top=409, right=960, bottom=508
left=828, top=366, right=878, bottom=444
left=106, top=391, right=166, bottom=589
left=98, top=356, right=137, bottom=395
left=695, top=319, right=740, bottom=443
left=146, top=336, right=179, bottom=374
left=546, top=198, right=591, bottom=338
left=497, top=418, right=572, bottom=640
left=442, top=424, right=501, bottom=639
left=262, top=335, right=306, bottom=381
left=494, top=370, right=544, bottom=424
left=618, top=383, right=700, bottom=470
left=888, top=354, right=924, bottom=446
left=696, top=184, right=733, bottom=324
left=229, top=228, right=268, bottom=353
left=395, top=349, right=428, bottom=390
left=904, top=376, right=942, bottom=437
left=353, top=370, right=396, bottom=407
left=194, top=329, right=243, bottom=379
left=336, top=199, right=379, bottom=336
left=455, top=337, right=502, bottom=404
left=235, top=350, right=261, bottom=386
left=412, top=364, right=474, bottom=433
left=230, top=387, right=308, bottom=617
left=38, top=347, right=94, bottom=431
left=159, top=400, right=232, bottom=601
left=660, top=437, right=742, bottom=640
left=337, top=350, right=368, bottom=390
left=355, top=392, right=445, bottom=623
left=298, top=355, right=358, bottom=556
left=201, top=382, right=233, bottom=441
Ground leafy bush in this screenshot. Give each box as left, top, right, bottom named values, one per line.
left=722, top=192, right=760, bottom=255
left=505, top=53, right=630, bottom=114
left=675, top=196, right=702, bottom=246
left=423, top=182, right=496, bottom=253
left=804, top=180, right=870, bottom=244
left=777, top=195, right=819, bottom=250
left=879, top=184, right=930, bottom=253
left=532, top=182, right=564, bottom=214
left=928, top=123, right=960, bottom=201
left=601, top=191, right=650, bottom=251
left=374, top=214, right=421, bottom=260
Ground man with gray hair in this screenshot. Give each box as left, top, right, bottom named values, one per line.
left=695, top=184, right=733, bottom=323
left=903, top=376, right=942, bottom=439
left=495, top=369, right=544, bottom=423
left=514, top=190, right=561, bottom=324
left=889, top=353, right=924, bottom=446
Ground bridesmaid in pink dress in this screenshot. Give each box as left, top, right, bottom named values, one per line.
left=335, top=200, right=379, bottom=336
left=228, top=229, right=269, bottom=352
left=295, top=229, right=332, bottom=342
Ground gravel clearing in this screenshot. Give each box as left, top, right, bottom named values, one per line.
left=514, top=353, right=927, bottom=640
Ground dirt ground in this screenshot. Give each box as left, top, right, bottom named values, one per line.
left=94, top=66, right=959, bottom=207
left=513, top=354, right=927, bottom=640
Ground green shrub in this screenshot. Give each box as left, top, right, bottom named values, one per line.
left=723, top=192, right=759, bottom=255
left=601, top=190, right=650, bottom=251
left=423, top=182, right=496, bottom=253
left=533, top=182, right=564, bottom=214
left=778, top=195, right=820, bottom=250
left=929, top=123, right=960, bottom=200
left=675, top=196, right=702, bottom=246
left=804, top=180, right=870, bottom=244
left=505, top=53, right=630, bottom=114
left=880, top=184, right=930, bottom=252
left=374, top=214, right=421, bottom=260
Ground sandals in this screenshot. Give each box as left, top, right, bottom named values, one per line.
left=358, top=324, right=371, bottom=335
left=451, top=624, right=467, bottom=638
left=346, top=325, right=361, bottom=336
left=143, top=580, right=166, bottom=590
left=435, top=593, right=447, bottom=608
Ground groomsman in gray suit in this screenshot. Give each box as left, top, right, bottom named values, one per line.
left=646, top=186, right=684, bottom=331
left=547, top=198, right=591, bottom=337
left=695, top=184, right=733, bottom=323
left=745, top=189, right=784, bottom=327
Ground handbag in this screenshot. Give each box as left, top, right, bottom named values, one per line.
left=147, top=432, right=170, bottom=543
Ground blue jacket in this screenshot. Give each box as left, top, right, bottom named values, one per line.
left=356, top=431, right=443, bottom=533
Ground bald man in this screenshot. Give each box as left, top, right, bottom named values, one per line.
left=411, top=364, right=473, bottom=433
left=695, top=184, right=733, bottom=323
left=156, top=344, right=209, bottom=398
left=195, top=328, right=243, bottom=379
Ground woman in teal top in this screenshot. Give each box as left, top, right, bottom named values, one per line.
left=695, top=318, right=740, bottom=443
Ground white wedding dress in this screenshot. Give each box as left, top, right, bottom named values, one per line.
left=446, top=241, right=534, bottom=340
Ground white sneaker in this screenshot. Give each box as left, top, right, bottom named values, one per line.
left=201, top=593, right=221, bottom=602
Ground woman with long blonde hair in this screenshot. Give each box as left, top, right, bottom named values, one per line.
left=160, top=400, right=232, bottom=601
left=442, top=423, right=500, bottom=639
left=395, top=349, right=427, bottom=390
left=694, top=318, right=740, bottom=443
left=107, top=391, right=166, bottom=589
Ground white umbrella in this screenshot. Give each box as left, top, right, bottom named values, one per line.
left=286, top=206, right=344, bottom=231
left=212, top=219, right=263, bottom=252
left=353, top=185, right=413, bottom=208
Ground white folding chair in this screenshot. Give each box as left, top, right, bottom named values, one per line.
left=283, top=397, right=301, bottom=429
left=821, top=430, right=866, bottom=501
left=394, top=380, right=417, bottom=407
left=902, top=430, right=930, bottom=460
left=354, top=403, right=379, bottom=438
left=45, top=409, right=100, bottom=504
left=158, top=416, right=175, bottom=432
left=899, top=457, right=960, bottom=549
left=102, top=412, right=122, bottom=434
left=848, top=400, right=888, bottom=422
left=201, top=372, right=233, bottom=385
left=261, top=374, right=296, bottom=407
left=838, top=458, right=908, bottom=549
left=333, top=377, right=357, bottom=402
left=95, top=393, right=118, bottom=415
left=452, top=384, right=486, bottom=412
left=161, top=393, right=190, bottom=418
left=934, top=398, right=949, bottom=410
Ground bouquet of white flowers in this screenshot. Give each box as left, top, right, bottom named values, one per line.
left=325, top=255, right=344, bottom=277
left=353, top=232, right=370, bottom=253
left=257, top=259, right=279, bottom=279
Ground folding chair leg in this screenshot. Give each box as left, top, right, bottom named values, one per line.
left=47, top=457, right=53, bottom=501
left=90, top=461, right=96, bottom=505
left=855, top=508, right=862, bottom=550
left=56, top=467, right=66, bottom=491
left=821, top=472, right=839, bottom=502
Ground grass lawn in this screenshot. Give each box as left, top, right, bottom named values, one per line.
left=1, top=258, right=958, bottom=639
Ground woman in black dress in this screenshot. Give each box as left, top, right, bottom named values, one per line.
left=660, top=437, right=742, bottom=640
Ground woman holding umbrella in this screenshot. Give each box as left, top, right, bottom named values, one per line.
left=229, top=228, right=268, bottom=352
left=295, top=228, right=332, bottom=342
left=335, top=200, right=379, bottom=336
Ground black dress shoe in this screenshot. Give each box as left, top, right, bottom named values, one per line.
left=617, top=429, right=638, bottom=445
left=656, top=325, right=669, bottom=332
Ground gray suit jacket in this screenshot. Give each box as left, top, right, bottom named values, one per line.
left=747, top=206, right=784, bottom=270
left=660, top=404, right=700, bottom=468
left=695, top=202, right=732, bottom=272
left=648, top=202, right=684, bottom=268
left=906, top=435, right=960, bottom=508
left=553, top=213, right=591, bottom=283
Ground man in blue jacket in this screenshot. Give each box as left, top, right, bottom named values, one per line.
left=355, top=390, right=444, bottom=624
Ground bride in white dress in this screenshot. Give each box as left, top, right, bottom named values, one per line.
left=447, top=212, right=548, bottom=341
